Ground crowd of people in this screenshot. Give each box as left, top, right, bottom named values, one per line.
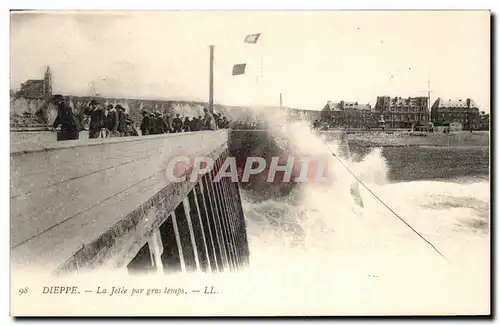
left=140, top=111, right=231, bottom=135
left=50, top=95, right=232, bottom=141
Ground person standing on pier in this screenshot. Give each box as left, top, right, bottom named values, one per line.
left=222, top=116, right=229, bottom=129
left=116, top=105, right=127, bottom=137
left=196, top=116, right=204, bottom=130
left=151, top=111, right=168, bottom=134
left=105, top=104, right=119, bottom=137
left=190, top=116, right=201, bottom=131
left=51, top=95, right=81, bottom=141
left=140, top=110, right=151, bottom=136
left=172, top=114, right=183, bottom=133
left=84, top=99, right=105, bottom=139
left=183, top=116, right=191, bottom=132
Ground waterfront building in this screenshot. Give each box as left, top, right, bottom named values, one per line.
left=431, top=98, right=480, bottom=130
left=374, top=96, right=429, bottom=129
left=320, top=101, right=377, bottom=128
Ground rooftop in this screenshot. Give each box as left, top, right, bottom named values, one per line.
left=22, top=79, right=44, bottom=87
left=324, top=101, right=341, bottom=111
left=323, top=101, right=372, bottom=111
left=343, top=101, right=372, bottom=110
left=433, top=98, right=478, bottom=109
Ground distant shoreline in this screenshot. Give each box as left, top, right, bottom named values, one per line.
left=346, top=143, right=490, bottom=148
left=322, top=130, right=490, bottom=148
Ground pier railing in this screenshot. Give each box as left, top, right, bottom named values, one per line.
left=10, top=130, right=249, bottom=275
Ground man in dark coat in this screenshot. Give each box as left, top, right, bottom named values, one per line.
left=190, top=117, right=199, bottom=132
left=51, top=95, right=81, bottom=141
left=183, top=117, right=191, bottom=132
left=196, top=116, right=204, bottom=131
left=153, top=111, right=168, bottom=134
left=140, top=110, right=151, bottom=136
left=84, top=99, right=105, bottom=139
left=148, top=112, right=157, bottom=134
left=222, top=116, right=229, bottom=129
left=105, top=104, right=119, bottom=137
left=116, top=104, right=127, bottom=137
left=213, top=112, right=221, bottom=129
left=172, top=114, right=183, bottom=133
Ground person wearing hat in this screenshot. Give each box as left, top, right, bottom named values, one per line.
left=190, top=116, right=200, bottom=132
left=182, top=116, right=191, bottom=132
left=140, top=110, right=151, bottom=136
left=152, top=111, right=160, bottom=134
left=156, top=111, right=169, bottom=134
left=84, top=99, right=105, bottom=139
left=149, top=111, right=165, bottom=135
left=115, top=104, right=127, bottom=137
left=172, top=113, right=183, bottom=133
left=149, top=111, right=158, bottom=135
left=51, top=95, right=81, bottom=141
left=105, top=104, right=119, bottom=137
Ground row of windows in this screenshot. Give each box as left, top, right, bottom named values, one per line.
left=332, top=115, right=427, bottom=121
left=383, top=115, right=426, bottom=121
left=434, top=109, right=479, bottom=113
left=439, top=112, right=477, bottom=117
left=387, top=108, right=427, bottom=112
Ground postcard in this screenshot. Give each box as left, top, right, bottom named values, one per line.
left=10, top=10, right=490, bottom=316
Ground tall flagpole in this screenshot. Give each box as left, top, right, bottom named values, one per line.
left=209, top=45, right=214, bottom=114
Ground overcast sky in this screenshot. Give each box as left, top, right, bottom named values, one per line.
left=10, top=11, right=490, bottom=111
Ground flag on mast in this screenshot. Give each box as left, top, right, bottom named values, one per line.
left=244, top=33, right=261, bottom=44
left=232, top=63, right=246, bottom=76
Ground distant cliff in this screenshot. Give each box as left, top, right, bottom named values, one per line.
left=10, top=94, right=255, bottom=129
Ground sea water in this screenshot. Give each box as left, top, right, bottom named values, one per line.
left=235, top=109, right=490, bottom=315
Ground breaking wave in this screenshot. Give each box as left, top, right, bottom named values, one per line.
left=237, top=107, right=490, bottom=314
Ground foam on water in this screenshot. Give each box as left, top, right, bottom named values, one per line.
left=237, top=107, right=490, bottom=314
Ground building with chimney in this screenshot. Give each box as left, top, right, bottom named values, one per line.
left=374, top=96, right=429, bottom=128
left=430, top=98, right=480, bottom=130
left=15, top=66, right=52, bottom=98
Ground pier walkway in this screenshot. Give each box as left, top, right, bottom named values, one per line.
left=10, top=130, right=249, bottom=275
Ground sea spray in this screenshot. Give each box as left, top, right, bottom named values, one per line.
left=236, top=105, right=489, bottom=314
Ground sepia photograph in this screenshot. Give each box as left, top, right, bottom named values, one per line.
left=9, top=9, right=491, bottom=316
